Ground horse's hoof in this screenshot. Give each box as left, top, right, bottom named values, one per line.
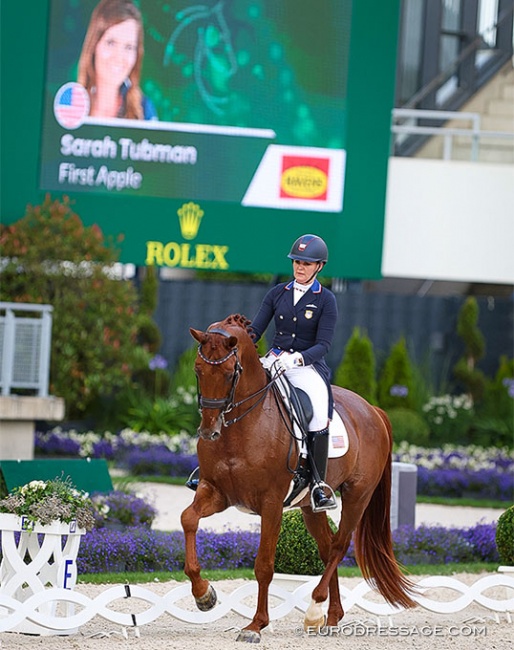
left=304, top=598, right=326, bottom=632
left=195, top=584, right=217, bottom=611
left=236, top=629, right=261, bottom=643
left=304, top=614, right=327, bottom=633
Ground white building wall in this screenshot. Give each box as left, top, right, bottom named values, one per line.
left=382, top=157, right=514, bottom=285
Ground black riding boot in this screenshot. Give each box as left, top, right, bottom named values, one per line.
left=186, top=466, right=200, bottom=491
left=308, top=428, right=337, bottom=512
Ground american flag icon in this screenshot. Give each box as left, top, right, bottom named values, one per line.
left=53, top=82, right=89, bottom=129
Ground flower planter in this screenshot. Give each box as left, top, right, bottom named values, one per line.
left=0, top=513, right=85, bottom=635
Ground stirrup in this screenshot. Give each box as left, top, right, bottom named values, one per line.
left=186, top=467, right=200, bottom=491
left=310, top=483, right=338, bottom=513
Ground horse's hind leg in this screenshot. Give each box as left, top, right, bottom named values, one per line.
left=302, top=509, right=344, bottom=628
left=307, top=486, right=373, bottom=629
left=181, top=484, right=226, bottom=611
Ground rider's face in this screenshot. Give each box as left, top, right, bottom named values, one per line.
left=293, top=259, right=320, bottom=285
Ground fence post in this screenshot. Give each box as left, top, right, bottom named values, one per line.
left=390, top=462, right=418, bottom=530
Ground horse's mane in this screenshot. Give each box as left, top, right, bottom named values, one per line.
left=221, top=314, right=258, bottom=349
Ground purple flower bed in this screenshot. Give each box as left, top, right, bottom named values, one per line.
left=77, top=528, right=259, bottom=574
left=35, top=432, right=82, bottom=456
left=122, top=448, right=512, bottom=500
left=125, top=446, right=198, bottom=477
left=75, top=522, right=499, bottom=574
left=35, top=430, right=512, bottom=501
left=416, top=467, right=513, bottom=501
left=91, top=490, right=158, bottom=528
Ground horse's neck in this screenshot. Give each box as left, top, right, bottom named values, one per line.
left=241, top=350, right=268, bottom=388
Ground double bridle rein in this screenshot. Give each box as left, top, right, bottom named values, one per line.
left=196, top=328, right=276, bottom=428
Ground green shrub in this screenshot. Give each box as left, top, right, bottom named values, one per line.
left=121, top=392, right=198, bottom=435
left=171, top=345, right=198, bottom=393
left=422, top=394, right=474, bottom=445
left=377, top=337, right=416, bottom=410
left=275, top=509, right=337, bottom=575
left=475, top=356, right=514, bottom=447
left=132, top=367, right=171, bottom=398
left=386, top=407, right=430, bottom=446
left=453, top=297, right=486, bottom=401
left=137, top=314, right=162, bottom=354
left=0, top=196, right=141, bottom=418
left=139, top=265, right=159, bottom=315
left=334, top=327, right=377, bottom=404
left=496, top=505, right=514, bottom=566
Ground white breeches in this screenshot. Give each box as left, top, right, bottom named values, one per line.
left=261, top=353, right=329, bottom=430
left=282, top=365, right=329, bottom=430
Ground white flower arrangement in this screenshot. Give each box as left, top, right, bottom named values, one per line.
left=0, top=477, right=95, bottom=530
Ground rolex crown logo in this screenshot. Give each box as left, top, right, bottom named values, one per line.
left=178, top=202, right=204, bottom=240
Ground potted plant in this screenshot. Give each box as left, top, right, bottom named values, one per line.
left=0, top=476, right=95, bottom=635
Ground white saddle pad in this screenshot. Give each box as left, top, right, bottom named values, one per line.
left=328, top=410, right=349, bottom=458
left=270, top=372, right=349, bottom=458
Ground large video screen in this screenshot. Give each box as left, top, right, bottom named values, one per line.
left=40, top=0, right=351, bottom=213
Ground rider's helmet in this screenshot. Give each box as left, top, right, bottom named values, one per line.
left=287, top=234, right=328, bottom=263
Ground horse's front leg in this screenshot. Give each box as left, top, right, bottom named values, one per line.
left=181, top=482, right=227, bottom=611
left=236, top=502, right=284, bottom=643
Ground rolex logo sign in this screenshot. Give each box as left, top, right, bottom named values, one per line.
left=178, top=202, right=204, bottom=240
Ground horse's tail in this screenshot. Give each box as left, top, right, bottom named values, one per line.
left=353, top=407, right=417, bottom=609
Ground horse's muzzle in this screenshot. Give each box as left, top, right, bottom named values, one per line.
left=197, top=428, right=222, bottom=441
left=197, top=418, right=222, bottom=440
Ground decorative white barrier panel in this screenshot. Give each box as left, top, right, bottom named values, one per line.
left=0, top=572, right=513, bottom=635
left=0, top=513, right=84, bottom=635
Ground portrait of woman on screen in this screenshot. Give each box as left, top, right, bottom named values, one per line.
left=77, top=0, right=157, bottom=120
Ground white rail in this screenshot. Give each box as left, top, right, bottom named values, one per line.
left=392, top=108, right=514, bottom=161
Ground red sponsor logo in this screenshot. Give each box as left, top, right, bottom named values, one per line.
left=280, top=156, right=330, bottom=201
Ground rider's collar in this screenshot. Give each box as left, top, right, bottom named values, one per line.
left=285, top=279, right=322, bottom=293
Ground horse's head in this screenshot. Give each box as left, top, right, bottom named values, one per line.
left=190, top=320, right=242, bottom=440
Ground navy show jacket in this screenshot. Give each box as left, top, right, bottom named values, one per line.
left=249, top=279, right=338, bottom=399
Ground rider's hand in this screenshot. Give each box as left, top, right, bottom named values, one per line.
left=275, top=352, right=304, bottom=373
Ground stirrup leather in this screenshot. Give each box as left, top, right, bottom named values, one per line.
left=186, top=467, right=200, bottom=491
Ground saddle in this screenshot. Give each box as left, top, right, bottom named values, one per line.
left=283, top=381, right=313, bottom=437
left=268, top=370, right=349, bottom=459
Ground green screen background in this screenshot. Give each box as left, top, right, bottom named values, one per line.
left=1, top=0, right=400, bottom=278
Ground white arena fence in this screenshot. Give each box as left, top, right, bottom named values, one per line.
left=0, top=571, right=513, bottom=636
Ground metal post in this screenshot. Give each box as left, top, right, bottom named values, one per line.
left=1, top=309, right=15, bottom=396
left=39, top=308, right=53, bottom=398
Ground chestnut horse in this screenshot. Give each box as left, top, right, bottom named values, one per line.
left=182, top=314, right=416, bottom=642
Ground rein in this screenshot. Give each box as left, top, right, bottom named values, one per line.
left=196, top=338, right=281, bottom=428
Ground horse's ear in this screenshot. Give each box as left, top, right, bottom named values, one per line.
left=190, top=327, right=206, bottom=344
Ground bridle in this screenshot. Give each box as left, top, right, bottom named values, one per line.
left=196, top=327, right=277, bottom=428
left=197, top=342, right=243, bottom=417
